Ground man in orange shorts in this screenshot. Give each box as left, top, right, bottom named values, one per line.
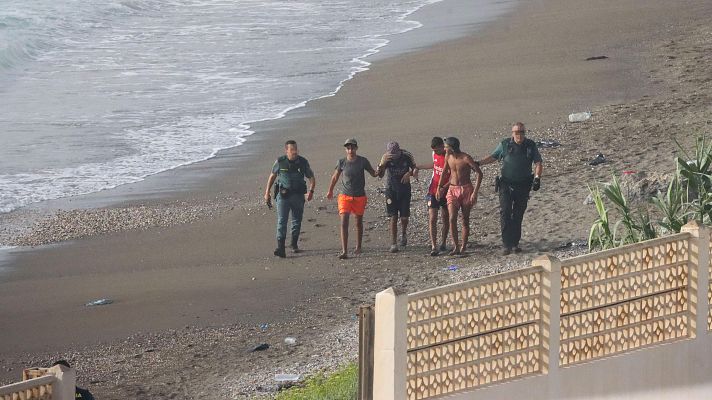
left=436, top=136, right=483, bottom=255
left=327, top=138, right=378, bottom=259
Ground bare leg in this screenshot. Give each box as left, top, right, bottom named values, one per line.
left=390, top=216, right=398, bottom=245
left=354, top=214, right=364, bottom=255
left=448, top=203, right=460, bottom=255
left=440, top=207, right=450, bottom=250
left=428, top=208, right=438, bottom=252
left=339, top=213, right=350, bottom=259
left=400, top=217, right=409, bottom=246
left=461, top=205, right=472, bottom=253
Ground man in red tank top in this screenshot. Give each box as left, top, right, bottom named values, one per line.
left=414, top=137, right=451, bottom=256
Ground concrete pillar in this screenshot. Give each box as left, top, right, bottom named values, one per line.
left=373, top=287, right=408, bottom=400
left=681, top=220, right=710, bottom=338
left=533, top=255, right=561, bottom=396
left=47, top=364, right=76, bottom=400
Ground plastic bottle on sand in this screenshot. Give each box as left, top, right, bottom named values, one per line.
left=568, top=112, right=591, bottom=122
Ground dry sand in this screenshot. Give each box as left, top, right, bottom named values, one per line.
left=1, top=0, right=712, bottom=398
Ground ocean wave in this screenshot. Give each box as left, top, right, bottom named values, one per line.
left=0, top=0, right=464, bottom=214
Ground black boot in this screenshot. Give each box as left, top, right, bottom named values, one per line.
left=290, top=237, right=302, bottom=253
left=274, top=239, right=286, bottom=258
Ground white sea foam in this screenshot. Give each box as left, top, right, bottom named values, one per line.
left=0, top=0, right=512, bottom=214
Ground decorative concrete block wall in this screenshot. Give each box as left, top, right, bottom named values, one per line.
left=372, top=221, right=711, bottom=400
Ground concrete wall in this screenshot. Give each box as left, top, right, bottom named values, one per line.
left=373, top=221, right=712, bottom=400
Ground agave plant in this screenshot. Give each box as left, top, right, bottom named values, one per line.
left=588, top=185, right=615, bottom=250
left=602, top=174, right=639, bottom=245
left=675, top=135, right=712, bottom=223
left=651, top=174, right=688, bottom=233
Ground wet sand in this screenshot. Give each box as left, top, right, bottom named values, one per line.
left=2, top=0, right=712, bottom=398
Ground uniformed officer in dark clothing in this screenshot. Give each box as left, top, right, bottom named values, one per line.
left=478, top=122, right=543, bottom=255
left=264, top=140, right=316, bottom=258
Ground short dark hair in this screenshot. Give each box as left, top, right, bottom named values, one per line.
left=431, top=137, right=444, bottom=148
left=444, top=137, right=461, bottom=153
left=52, top=360, right=71, bottom=368
left=284, top=140, right=297, bottom=147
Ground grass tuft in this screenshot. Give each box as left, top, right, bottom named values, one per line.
left=274, top=363, right=358, bottom=400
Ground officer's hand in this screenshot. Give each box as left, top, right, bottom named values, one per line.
left=532, top=177, right=541, bottom=191
left=307, top=191, right=314, bottom=201
left=266, top=197, right=273, bottom=210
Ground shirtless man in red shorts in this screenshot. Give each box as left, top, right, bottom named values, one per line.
left=435, top=136, right=483, bottom=255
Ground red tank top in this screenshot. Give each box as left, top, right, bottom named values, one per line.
left=428, top=152, right=449, bottom=195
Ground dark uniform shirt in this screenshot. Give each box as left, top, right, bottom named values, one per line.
left=271, top=155, right=314, bottom=192
left=492, top=138, right=542, bottom=184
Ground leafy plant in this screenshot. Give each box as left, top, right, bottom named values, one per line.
left=651, top=174, right=688, bottom=234
left=588, top=185, right=615, bottom=250
left=675, top=135, right=712, bottom=223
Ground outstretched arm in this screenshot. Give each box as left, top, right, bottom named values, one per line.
left=326, top=169, right=341, bottom=200
left=478, top=155, right=497, bottom=166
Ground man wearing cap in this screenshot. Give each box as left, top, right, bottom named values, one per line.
left=327, top=138, right=378, bottom=259
left=377, top=141, right=416, bottom=253
left=436, top=136, right=482, bottom=255
left=478, top=122, right=543, bottom=255
left=264, top=140, right=316, bottom=258
left=414, top=137, right=450, bottom=256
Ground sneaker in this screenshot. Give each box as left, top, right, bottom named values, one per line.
left=389, top=244, right=399, bottom=253
left=274, top=247, right=286, bottom=258
left=502, top=247, right=512, bottom=256
left=399, top=235, right=407, bottom=247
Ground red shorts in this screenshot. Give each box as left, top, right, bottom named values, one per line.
left=446, top=184, right=474, bottom=207
left=338, top=194, right=367, bottom=216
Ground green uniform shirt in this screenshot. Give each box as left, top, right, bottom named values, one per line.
left=491, top=138, right=542, bottom=183
left=272, top=155, right=314, bottom=192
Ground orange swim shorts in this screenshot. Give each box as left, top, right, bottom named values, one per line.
left=338, top=194, right=367, bottom=215
left=446, top=184, right=474, bottom=207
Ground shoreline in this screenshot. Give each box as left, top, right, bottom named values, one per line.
left=2, top=0, right=712, bottom=398
left=0, top=0, right=517, bottom=228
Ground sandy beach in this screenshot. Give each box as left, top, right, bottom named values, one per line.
left=2, top=0, right=712, bottom=398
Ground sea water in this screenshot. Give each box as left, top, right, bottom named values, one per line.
left=0, top=0, right=513, bottom=214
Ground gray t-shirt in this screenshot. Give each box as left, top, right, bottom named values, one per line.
left=337, top=156, right=374, bottom=197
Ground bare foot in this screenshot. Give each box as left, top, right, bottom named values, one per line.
left=354, top=247, right=362, bottom=255
left=338, top=252, right=348, bottom=260
left=449, top=247, right=461, bottom=256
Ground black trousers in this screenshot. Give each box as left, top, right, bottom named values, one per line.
left=499, top=181, right=531, bottom=248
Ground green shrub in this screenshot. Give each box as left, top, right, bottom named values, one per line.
left=588, top=134, right=711, bottom=251
left=274, top=363, right=358, bottom=400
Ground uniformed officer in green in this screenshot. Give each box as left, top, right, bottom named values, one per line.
left=264, top=140, right=316, bottom=258
left=478, top=122, right=543, bottom=255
